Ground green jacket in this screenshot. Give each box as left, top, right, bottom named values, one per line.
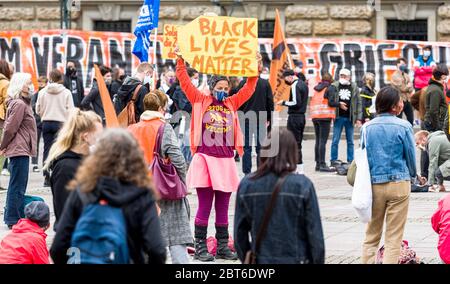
left=424, top=79, right=447, bottom=132
left=427, top=130, right=450, bottom=184
left=326, top=81, right=362, bottom=124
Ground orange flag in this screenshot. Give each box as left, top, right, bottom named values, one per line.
left=269, top=9, right=294, bottom=112
left=94, top=64, right=119, bottom=128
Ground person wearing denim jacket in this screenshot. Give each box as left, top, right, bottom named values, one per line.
left=361, top=86, right=417, bottom=264
left=234, top=129, right=325, bottom=264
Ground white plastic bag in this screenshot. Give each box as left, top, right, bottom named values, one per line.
left=351, top=126, right=372, bottom=223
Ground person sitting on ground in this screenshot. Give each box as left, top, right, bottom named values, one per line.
left=432, top=193, right=450, bottom=264
left=415, top=130, right=450, bottom=192
left=0, top=201, right=50, bottom=264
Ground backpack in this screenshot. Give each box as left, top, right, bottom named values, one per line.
left=376, top=240, right=422, bottom=264
left=117, top=85, right=142, bottom=128
left=70, top=190, right=129, bottom=264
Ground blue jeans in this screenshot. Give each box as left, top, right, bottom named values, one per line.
left=331, top=117, right=354, bottom=163
left=4, top=156, right=30, bottom=226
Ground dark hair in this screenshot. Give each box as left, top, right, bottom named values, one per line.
left=375, top=85, right=401, bottom=114
left=297, top=72, right=306, bottom=82
left=282, top=69, right=295, bottom=78
left=112, top=67, right=124, bottom=81
left=396, top=57, right=407, bottom=65
left=321, top=72, right=333, bottom=82
left=187, top=67, right=198, bottom=78
left=252, top=129, right=298, bottom=179
left=99, top=65, right=112, bottom=76
left=49, top=69, right=63, bottom=84
left=423, top=45, right=432, bottom=51
left=433, top=63, right=449, bottom=80
left=37, top=76, right=48, bottom=84
left=0, top=59, right=11, bottom=80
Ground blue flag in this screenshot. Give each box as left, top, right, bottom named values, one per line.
left=132, top=0, right=160, bottom=62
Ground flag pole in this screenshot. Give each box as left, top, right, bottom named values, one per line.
left=152, top=26, right=158, bottom=91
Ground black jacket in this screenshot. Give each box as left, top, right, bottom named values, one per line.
left=110, top=79, right=123, bottom=98
left=360, top=85, right=376, bottom=120
left=80, top=80, right=113, bottom=122
left=234, top=172, right=325, bottom=264
left=31, top=91, right=42, bottom=128
left=50, top=176, right=167, bottom=264
left=63, top=75, right=84, bottom=108
left=282, top=79, right=309, bottom=115
left=237, top=78, right=274, bottom=123
left=424, top=79, right=447, bottom=132
left=49, top=150, right=83, bottom=227
left=115, top=77, right=149, bottom=121
left=325, top=81, right=362, bottom=124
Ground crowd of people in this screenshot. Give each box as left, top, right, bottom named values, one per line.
left=0, top=43, right=449, bottom=265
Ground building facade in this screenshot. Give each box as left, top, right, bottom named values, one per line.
left=0, top=0, right=449, bottom=42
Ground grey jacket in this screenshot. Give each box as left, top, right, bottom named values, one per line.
left=427, top=131, right=450, bottom=184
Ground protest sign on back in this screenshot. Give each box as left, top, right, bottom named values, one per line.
left=162, top=24, right=179, bottom=60
left=178, top=16, right=258, bottom=77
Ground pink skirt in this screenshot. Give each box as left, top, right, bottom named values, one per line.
left=187, top=153, right=240, bottom=193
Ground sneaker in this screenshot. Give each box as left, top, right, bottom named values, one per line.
left=315, top=164, right=320, bottom=171
left=330, top=160, right=344, bottom=167
left=319, top=165, right=337, bottom=172
left=1, top=169, right=9, bottom=176
left=32, top=165, right=40, bottom=173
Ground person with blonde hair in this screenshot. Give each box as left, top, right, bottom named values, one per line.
left=0, top=59, right=11, bottom=189
left=36, top=68, right=74, bottom=187
left=44, top=108, right=103, bottom=227
left=360, top=72, right=377, bottom=122
left=0, top=72, right=37, bottom=229
left=50, top=128, right=166, bottom=264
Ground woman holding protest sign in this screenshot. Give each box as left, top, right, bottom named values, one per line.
left=174, top=46, right=259, bottom=262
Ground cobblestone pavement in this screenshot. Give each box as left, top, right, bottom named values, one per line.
left=0, top=138, right=446, bottom=264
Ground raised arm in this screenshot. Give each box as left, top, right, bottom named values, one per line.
left=228, top=76, right=258, bottom=110
left=175, top=58, right=203, bottom=104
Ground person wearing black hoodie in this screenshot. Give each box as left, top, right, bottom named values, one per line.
left=110, top=67, right=126, bottom=98
left=63, top=61, right=85, bottom=108
left=114, top=63, right=152, bottom=123
left=80, top=65, right=113, bottom=125
left=50, top=128, right=166, bottom=264
left=235, top=63, right=274, bottom=175
left=277, top=69, right=309, bottom=174
left=310, top=73, right=336, bottom=172
left=44, top=109, right=103, bottom=228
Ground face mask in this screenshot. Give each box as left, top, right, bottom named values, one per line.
left=168, top=78, right=175, bottom=85
left=191, top=78, right=199, bottom=88
left=260, top=74, right=270, bottom=80
left=284, top=80, right=293, bottom=86
left=66, top=67, right=76, bottom=77
left=399, top=64, right=408, bottom=73
left=213, top=90, right=228, bottom=102
left=119, top=75, right=126, bottom=81
left=104, top=78, right=112, bottom=85
left=28, top=84, right=35, bottom=95
left=339, top=78, right=350, bottom=86
left=143, top=75, right=153, bottom=86
left=424, top=50, right=431, bottom=58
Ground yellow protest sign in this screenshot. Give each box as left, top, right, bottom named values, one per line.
left=162, top=24, right=179, bottom=60
left=178, top=16, right=258, bottom=77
